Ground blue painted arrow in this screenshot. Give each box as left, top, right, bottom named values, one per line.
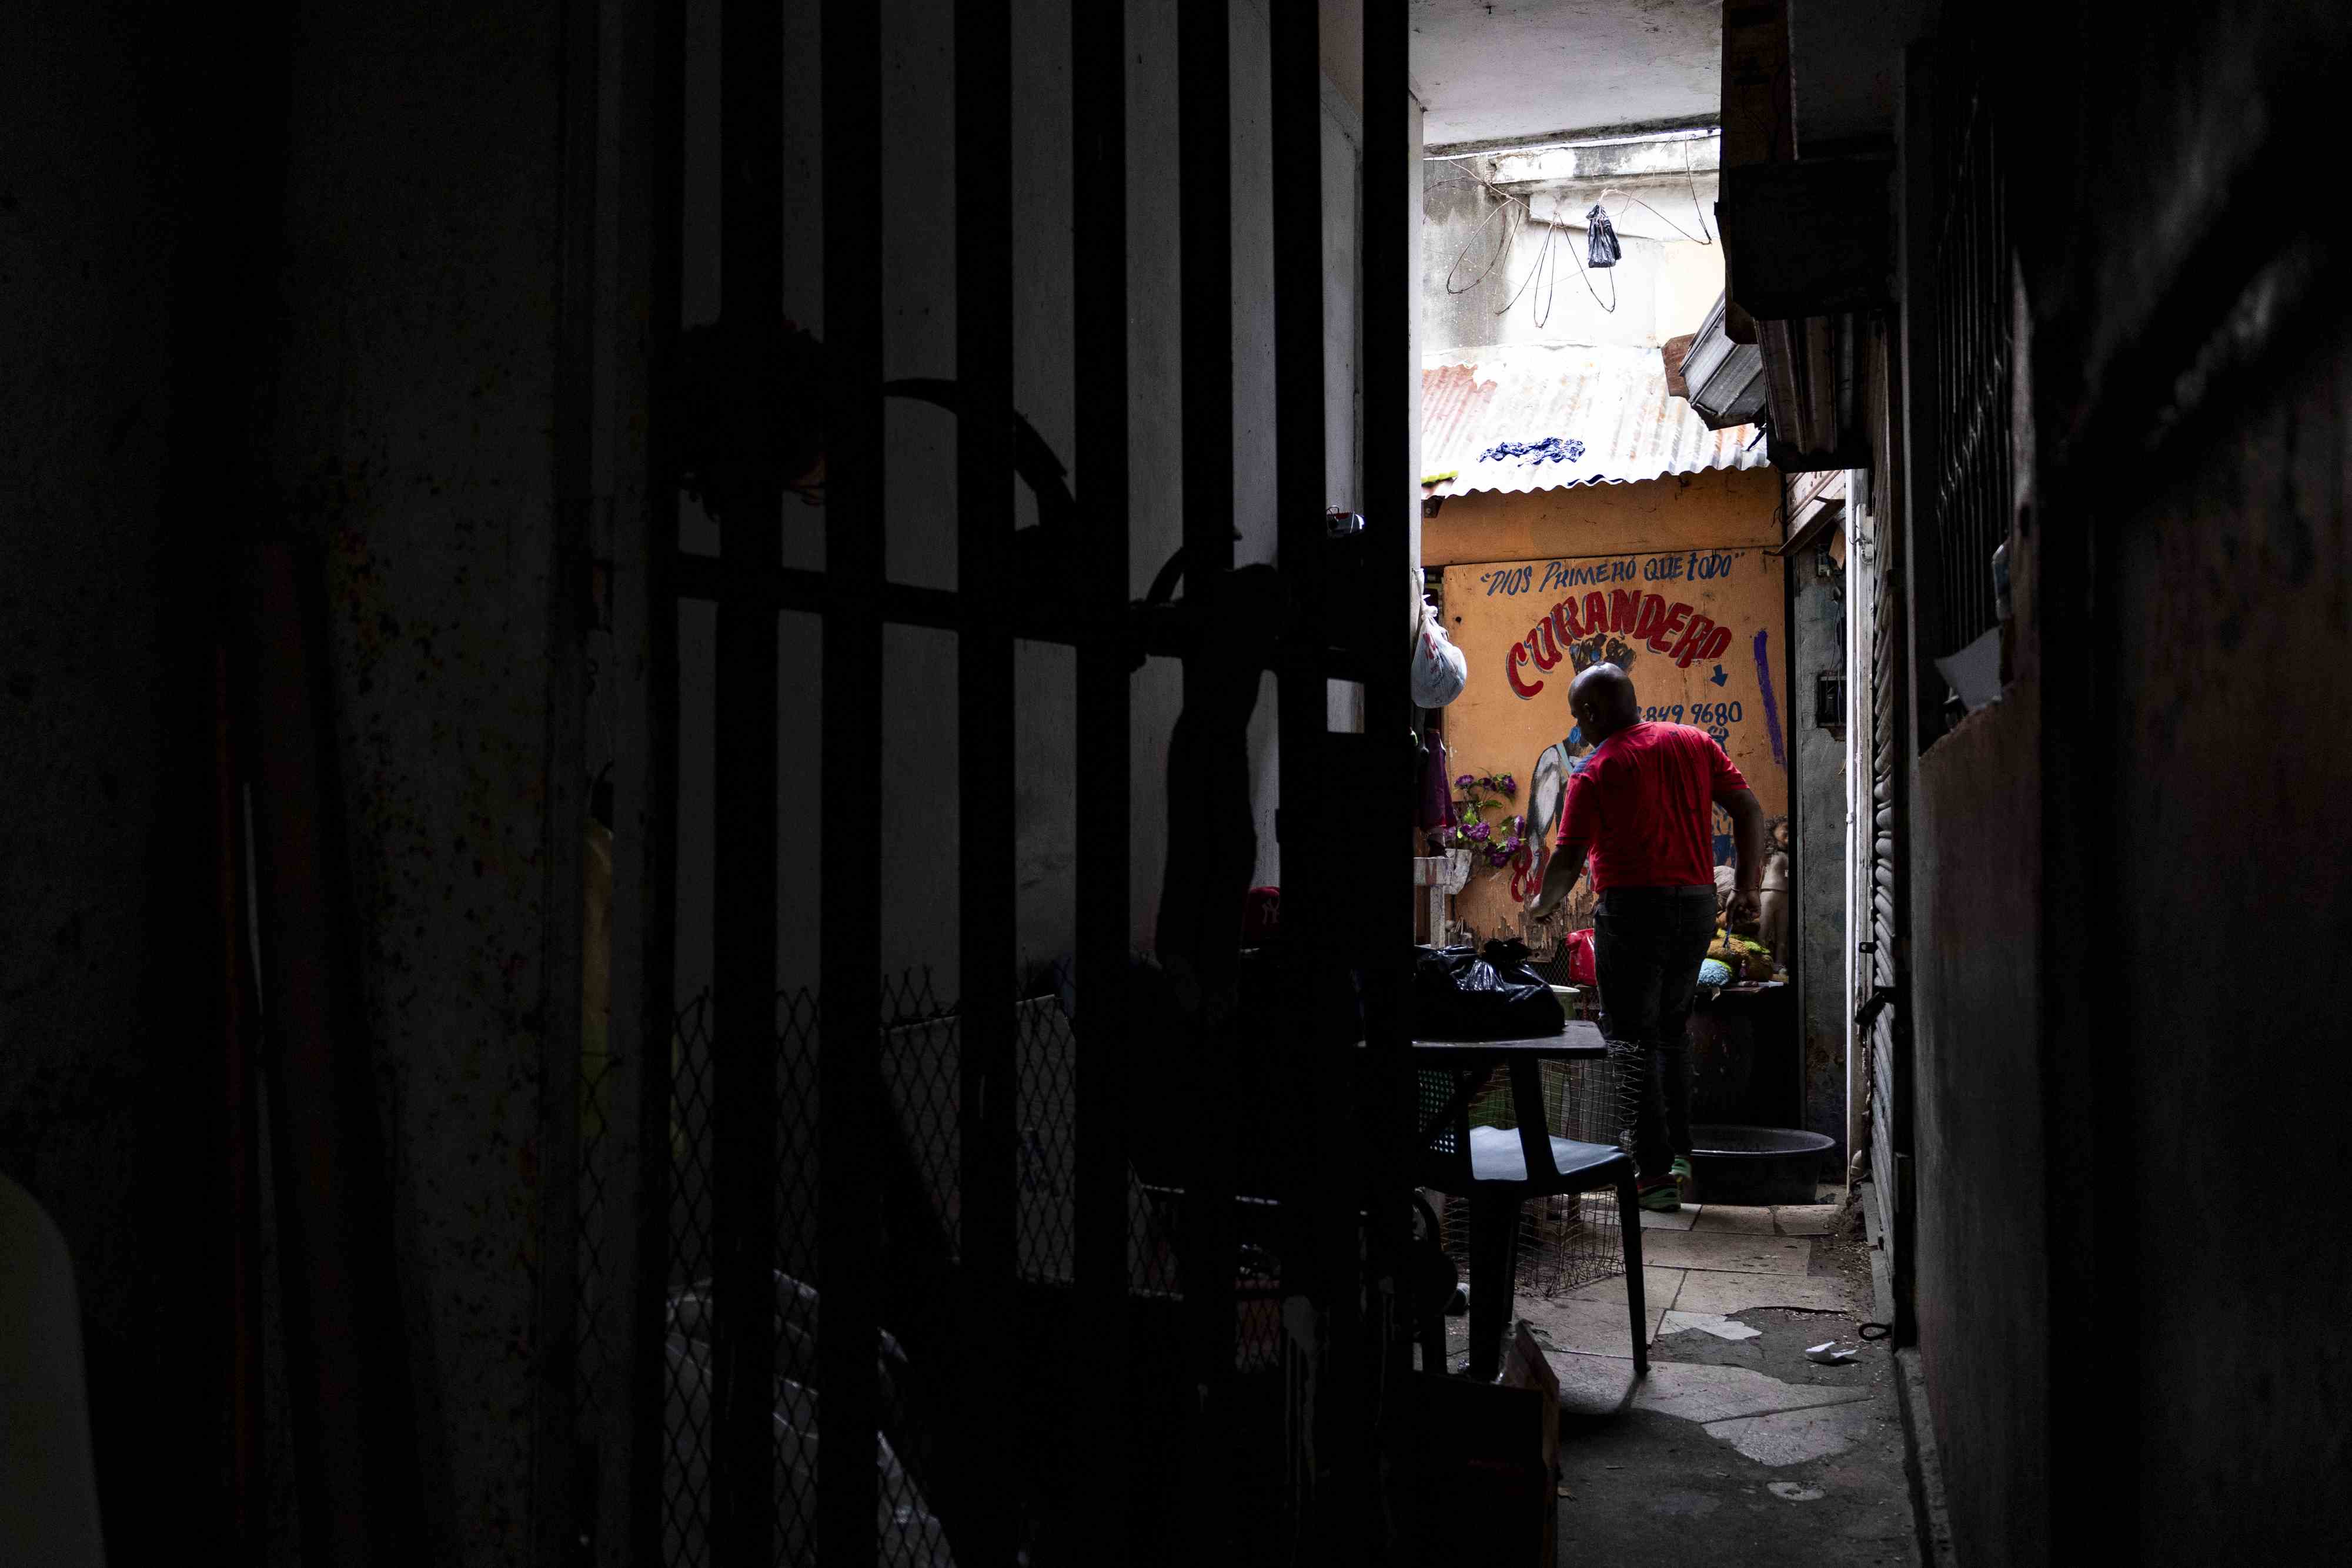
left=1709, top=664, right=1728, bottom=686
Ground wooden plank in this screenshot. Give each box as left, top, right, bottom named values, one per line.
left=614, top=2, right=687, bottom=1555
left=1719, top=0, right=1794, bottom=169
left=1720, top=159, right=1894, bottom=319
left=1805, top=317, right=1839, bottom=450
left=1760, top=318, right=1805, bottom=444
left=1663, top=332, right=1698, bottom=399
left=530, top=0, right=606, bottom=1549
left=243, top=544, right=423, bottom=1567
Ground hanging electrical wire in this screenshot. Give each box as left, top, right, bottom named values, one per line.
left=1432, top=128, right=1723, bottom=326
left=1433, top=158, right=1646, bottom=325
left=1433, top=166, right=1593, bottom=326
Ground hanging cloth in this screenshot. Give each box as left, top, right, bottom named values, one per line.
left=1417, top=727, right=1456, bottom=835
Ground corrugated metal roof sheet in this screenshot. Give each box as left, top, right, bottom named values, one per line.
left=1421, top=344, right=1769, bottom=495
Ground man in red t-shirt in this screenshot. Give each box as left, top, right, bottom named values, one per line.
left=1529, top=663, right=1765, bottom=1211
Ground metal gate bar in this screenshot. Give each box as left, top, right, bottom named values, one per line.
left=817, top=0, right=884, bottom=1562
left=1069, top=0, right=1132, bottom=1552
left=1360, top=4, right=1418, bottom=1553
left=955, top=1, right=1019, bottom=1562
left=630, top=3, right=1427, bottom=1559
left=709, top=0, right=786, bottom=1560
left=1177, top=2, right=1241, bottom=1559
left=1267, top=1, right=1335, bottom=1554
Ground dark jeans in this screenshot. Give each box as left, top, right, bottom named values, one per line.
left=1593, top=885, right=1718, bottom=1183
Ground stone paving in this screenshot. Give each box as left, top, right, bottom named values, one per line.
left=1439, top=1193, right=1918, bottom=1564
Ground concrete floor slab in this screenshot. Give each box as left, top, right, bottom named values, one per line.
left=1631, top=1362, right=1875, bottom=1424
left=1556, top=1266, right=1683, bottom=1310
left=1551, top=1287, right=1915, bottom=1567
left=1702, top=1399, right=1894, bottom=1467
left=1548, top=1350, right=1641, bottom=1417
left=1517, top=1291, right=1666, bottom=1358
left=1693, top=1204, right=1778, bottom=1233
left=1638, top=1203, right=1699, bottom=1231
left=1670, top=1268, right=1863, bottom=1316
left=1661, top=1309, right=1763, bottom=1342
left=1652, top=1308, right=1887, bottom=1386
left=1775, top=1203, right=1842, bottom=1236
left=1639, top=1229, right=1816, bottom=1275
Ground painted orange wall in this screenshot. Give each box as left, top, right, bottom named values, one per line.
left=1421, top=466, right=1781, bottom=567
left=1435, top=539, right=1790, bottom=941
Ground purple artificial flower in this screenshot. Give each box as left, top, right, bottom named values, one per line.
left=1487, top=847, right=1511, bottom=867
left=1467, top=821, right=1491, bottom=842
left=1455, top=773, right=1475, bottom=790
left=1497, top=774, right=1518, bottom=795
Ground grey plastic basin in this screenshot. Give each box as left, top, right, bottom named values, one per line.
left=1688, top=1124, right=1836, bottom=1206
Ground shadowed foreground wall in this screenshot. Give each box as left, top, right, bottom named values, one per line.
left=1903, top=4, right=2352, bottom=1562
left=2106, top=316, right=2352, bottom=1563
left=1912, top=678, right=2046, bottom=1568
left=0, top=6, right=181, bottom=1559
left=262, top=2, right=573, bottom=1557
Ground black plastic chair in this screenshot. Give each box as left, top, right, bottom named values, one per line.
left=1416, top=1057, right=1649, bottom=1380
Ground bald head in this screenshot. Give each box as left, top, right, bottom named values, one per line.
left=1570, top=662, right=1641, bottom=743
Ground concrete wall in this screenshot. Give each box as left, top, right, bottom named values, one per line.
left=1889, top=5, right=2352, bottom=1561
left=1789, top=534, right=1846, bottom=1161
left=4, top=2, right=577, bottom=1561
left=2102, top=315, right=2352, bottom=1566
left=1910, top=677, right=2049, bottom=1568
left=264, top=5, right=575, bottom=1557
left=0, top=6, right=181, bottom=1559
left=1422, top=149, right=1723, bottom=359
left=1420, top=466, right=1780, bottom=566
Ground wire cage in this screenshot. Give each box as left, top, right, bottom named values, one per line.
left=1422, top=1053, right=1626, bottom=1301
left=616, top=965, right=1310, bottom=1567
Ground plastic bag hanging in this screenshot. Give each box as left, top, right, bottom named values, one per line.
left=1585, top=203, right=1621, bottom=268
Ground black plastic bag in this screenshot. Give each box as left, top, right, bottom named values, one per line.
left=1586, top=203, right=1621, bottom=268
left=1413, top=938, right=1565, bottom=1040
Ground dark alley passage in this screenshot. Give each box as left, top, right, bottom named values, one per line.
left=6, top=2, right=2351, bottom=1566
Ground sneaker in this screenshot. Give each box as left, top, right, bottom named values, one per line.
left=1671, top=1155, right=1693, bottom=1193
left=1638, top=1179, right=1682, bottom=1213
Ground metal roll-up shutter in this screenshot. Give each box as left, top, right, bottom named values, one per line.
left=1867, top=564, right=1903, bottom=1258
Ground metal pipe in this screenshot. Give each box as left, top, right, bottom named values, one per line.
left=818, top=0, right=884, bottom=1560
left=1069, top=0, right=1133, bottom=1552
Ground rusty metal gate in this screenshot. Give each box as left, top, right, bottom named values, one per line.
left=1855, top=448, right=1910, bottom=1303
left=1857, top=37, right=2012, bottom=1335
left=569, top=4, right=1422, bottom=1565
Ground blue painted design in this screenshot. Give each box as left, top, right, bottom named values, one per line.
left=1714, top=833, right=1734, bottom=864
left=1709, top=664, right=1728, bottom=686
left=1752, top=629, right=1785, bottom=767
left=1479, top=436, right=1587, bottom=467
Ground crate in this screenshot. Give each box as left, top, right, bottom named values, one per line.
left=1412, top=1324, right=1561, bottom=1566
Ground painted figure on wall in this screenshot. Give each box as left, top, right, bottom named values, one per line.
left=1757, top=815, right=1792, bottom=961
left=1444, top=547, right=1789, bottom=951
left=1522, top=634, right=1645, bottom=934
